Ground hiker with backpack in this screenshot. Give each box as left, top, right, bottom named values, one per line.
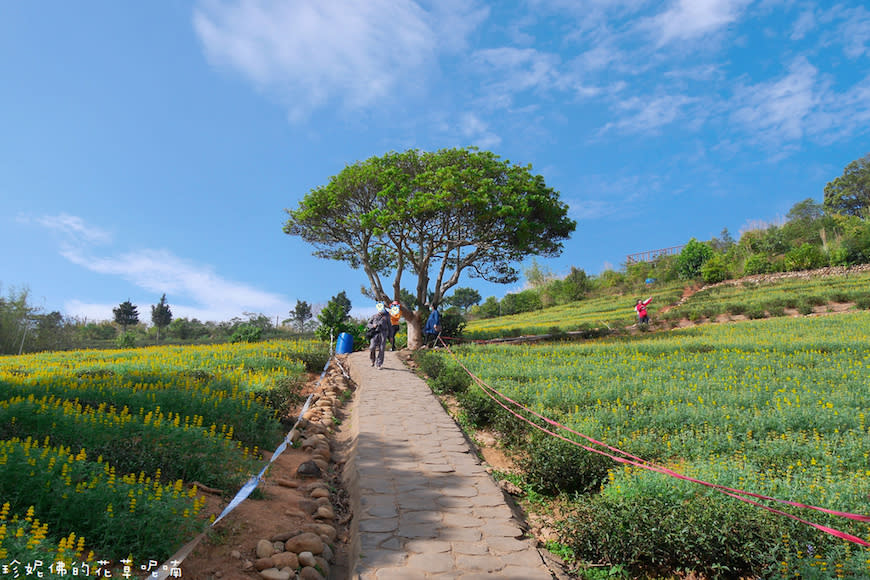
left=366, top=302, right=392, bottom=369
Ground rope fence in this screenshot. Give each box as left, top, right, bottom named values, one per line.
left=436, top=336, right=870, bottom=548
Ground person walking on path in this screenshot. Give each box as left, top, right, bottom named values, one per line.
left=367, top=303, right=392, bottom=369
left=423, top=303, right=442, bottom=348
left=636, top=296, right=653, bottom=326
left=388, top=301, right=402, bottom=351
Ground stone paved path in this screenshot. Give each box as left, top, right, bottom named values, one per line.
left=343, top=350, right=554, bottom=580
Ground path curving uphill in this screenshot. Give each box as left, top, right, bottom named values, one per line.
left=342, top=350, right=558, bottom=580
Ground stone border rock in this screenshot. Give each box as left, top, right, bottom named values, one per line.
left=244, top=358, right=355, bottom=580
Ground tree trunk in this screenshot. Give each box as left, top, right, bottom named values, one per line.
left=405, top=311, right=424, bottom=350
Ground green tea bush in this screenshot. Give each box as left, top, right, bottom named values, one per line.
left=432, top=365, right=471, bottom=395
left=414, top=350, right=445, bottom=379
left=557, top=492, right=802, bottom=579
left=747, top=307, right=767, bottom=320
left=519, top=435, right=610, bottom=496
left=457, top=387, right=500, bottom=429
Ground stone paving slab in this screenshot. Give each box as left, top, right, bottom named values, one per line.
left=344, top=350, right=554, bottom=580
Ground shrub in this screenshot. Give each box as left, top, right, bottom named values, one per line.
left=677, top=239, right=714, bottom=280
left=431, top=365, right=471, bottom=395
left=500, top=289, right=543, bottom=315
left=519, top=435, right=610, bottom=496
left=746, top=307, right=766, bottom=319
left=115, top=332, right=136, bottom=349
left=828, top=291, right=850, bottom=303
left=855, top=295, right=870, bottom=310
left=457, top=387, right=500, bottom=429
left=414, top=350, right=445, bottom=379
left=726, top=303, right=747, bottom=315
left=700, top=253, right=729, bottom=284
left=743, top=254, right=771, bottom=275
left=557, top=492, right=808, bottom=579
left=767, top=305, right=785, bottom=317
left=230, top=324, right=262, bottom=343
left=784, top=243, right=825, bottom=271
left=440, top=311, right=467, bottom=339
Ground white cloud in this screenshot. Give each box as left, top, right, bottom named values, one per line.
left=34, top=214, right=292, bottom=322
left=599, top=93, right=697, bottom=135
left=193, top=0, right=486, bottom=121
left=789, top=8, right=817, bottom=41
left=29, top=213, right=112, bottom=244
left=730, top=57, right=820, bottom=142
left=839, top=6, right=870, bottom=58
left=645, top=0, right=751, bottom=45
left=459, top=113, right=502, bottom=149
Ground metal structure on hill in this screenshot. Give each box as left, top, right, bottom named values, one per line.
left=626, top=244, right=685, bottom=264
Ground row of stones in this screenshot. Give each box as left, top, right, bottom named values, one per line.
left=250, top=368, right=352, bottom=580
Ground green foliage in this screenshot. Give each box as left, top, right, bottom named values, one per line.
left=230, top=323, right=263, bottom=343
left=150, top=294, right=172, bottom=340
left=115, top=331, right=137, bottom=349
left=286, top=299, right=313, bottom=332
left=784, top=243, right=826, bottom=271
left=742, top=253, right=771, bottom=275
left=501, top=289, right=543, bottom=315
left=700, top=253, right=729, bottom=283
left=0, top=397, right=257, bottom=490
left=112, top=300, right=139, bottom=332
left=823, top=152, right=870, bottom=217
left=284, top=147, right=575, bottom=343
left=558, top=491, right=799, bottom=579
left=478, top=296, right=501, bottom=318
left=676, top=238, right=713, bottom=280
left=439, top=311, right=467, bottom=339
left=315, top=291, right=357, bottom=342
left=0, top=438, right=205, bottom=561
left=445, top=287, right=482, bottom=311
left=520, top=434, right=611, bottom=497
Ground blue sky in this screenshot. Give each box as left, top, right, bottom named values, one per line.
left=1, top=0, right=868, bottom=323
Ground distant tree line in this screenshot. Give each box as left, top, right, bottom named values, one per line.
left=0, top=290, right=318, bottom=355
left=472, top=152, right=870, bottom=318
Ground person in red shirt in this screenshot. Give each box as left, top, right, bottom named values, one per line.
left=635, top=297, right=653, bottom=325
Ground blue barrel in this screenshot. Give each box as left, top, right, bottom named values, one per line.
left=335, top=332, right=354, bottom=354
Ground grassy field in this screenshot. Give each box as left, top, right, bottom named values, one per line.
left=0, top=339, right=328, bottom=571
left=434, top=310, right=870, bottom=578
left=463, top=270, right=870, bottom=339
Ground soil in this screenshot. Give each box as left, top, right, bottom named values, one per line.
left=179, top=368, right=355, bottom=580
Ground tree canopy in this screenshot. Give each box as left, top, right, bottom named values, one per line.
left=284, top=147, right=575, bottom=348
left=824, top=153, right=870, bottom=218
left=112, top=300, right=139, bottom=333
left=150, top=294, right=172, bottom=341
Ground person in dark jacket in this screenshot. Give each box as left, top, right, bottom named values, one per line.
left=423, top=303, right=442, bottom=348
left=367, top=303, right=392, bottom=369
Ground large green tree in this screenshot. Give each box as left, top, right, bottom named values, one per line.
left=824, top=153, right=870, bottom=218
left=284, top=147, right=576, bottom=348
left=445, top=287, right=482, bottom=312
